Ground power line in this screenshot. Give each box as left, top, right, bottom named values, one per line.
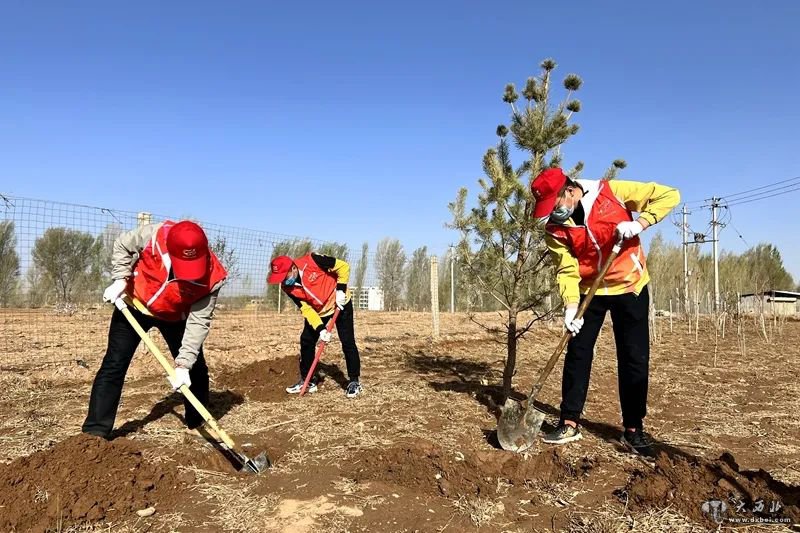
left=727, top=220, right=749, bottom=247
left=725, top=185, right=800, bottom=207
left=719, top=181, right=800, bottom=204
left=681, top=197, right=713, bottom=207
left=685, top=176, right=800, bottom=207
left=718, top=176, right=800, bottom=201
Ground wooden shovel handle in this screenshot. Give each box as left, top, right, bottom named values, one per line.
left=114, top=299, right=238, bottom=450
left=525, top=239, right=624, bottom=404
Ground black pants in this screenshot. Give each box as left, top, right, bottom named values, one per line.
left=560, top=285, right=650, bottom=430
left=300, top=300, right=360, bottom=382
left=82, top=307, right=210, bottom=438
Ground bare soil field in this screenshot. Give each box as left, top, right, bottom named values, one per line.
left=1, top=310, right=798, bottom=532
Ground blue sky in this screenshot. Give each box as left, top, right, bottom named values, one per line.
left=2, top=1, right=799, bottom=277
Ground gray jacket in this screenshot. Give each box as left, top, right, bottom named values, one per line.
left=111, top=222, right=225, bottom=369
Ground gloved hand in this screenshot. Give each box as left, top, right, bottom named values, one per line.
left=169, top=367, right=192, bottom=391
left=615, top=220, right=643, bottom=241
left=335, top=290, right=347, bottom=310
left=564, top=305, right=584, bottom=337
left=318, top=329, right=333, bottom=343
left=102, top=279, right=128, bottom=303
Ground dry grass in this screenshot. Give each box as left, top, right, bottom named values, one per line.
left=60, top=524, right=144, bottom=533
left=182, top=465, right=279, bottom=532
left=330, top=477, right=386, bottom=510
left=332, top=477, right=360, bottom=495
left=1, top=311, right=798, bottom=532
left=452, top=495, right=505, bottom=528
left=567, top=505, right=700, bottom=533
left=568, top=503, right=798, bottom=533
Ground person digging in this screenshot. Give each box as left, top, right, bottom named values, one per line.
left=82, top=220, right=227, bottom=441
left=267, top=253, right=363, bottom=398
left=531, top=167, right=680, bottom=457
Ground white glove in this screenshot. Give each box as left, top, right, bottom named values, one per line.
left=169, top=367, right=192, bottom=390
left=615, top=220, right=643, bottom=241
left=102, top=279, right=128, bottom=303
left=318, top=329, right=333, bottom=343
left=564, top=306, right=584, bottom=337
left=335, top=290, right=347, bottom=310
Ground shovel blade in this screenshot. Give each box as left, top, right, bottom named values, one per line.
left=240, top=451, right=271, bottom=474
left=497, top=398, right=547, bottom=453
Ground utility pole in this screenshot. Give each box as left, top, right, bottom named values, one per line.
left=449, top=245, right=455, bottom=313
left=711, top=197, right=721, bottom=313
left=682, top=204, right=690, bottom=315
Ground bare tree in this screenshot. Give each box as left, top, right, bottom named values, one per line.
left=405, top=246, right=431, bottom=311
left=31, top=227, right=102, bottom=304
left=0, top=221, right=20, bottom=306
left=375, top=238, right=406, bottom=311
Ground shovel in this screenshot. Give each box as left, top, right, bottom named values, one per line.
left=497, top=238, right=623, bottom=453
left=299, top=307, right=341, bottom=396
left=114, top=298, right=271, bottom=474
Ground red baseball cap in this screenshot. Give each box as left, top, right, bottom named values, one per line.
left=166, top=221, right=209, bottom=281
left=531, top=167, right=571, bottom=219
left=267, top=255, right=294, bottom=284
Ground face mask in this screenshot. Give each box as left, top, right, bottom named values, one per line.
left=549, top=202, right=574, bottom=224
left=283, top=275, right=297, bottom=286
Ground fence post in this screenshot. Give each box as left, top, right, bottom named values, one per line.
left=430, top=256, right=440, bottom=339
left=137, top=212, right=152, bottom=227
left=669, top=299, right=673, bottom=333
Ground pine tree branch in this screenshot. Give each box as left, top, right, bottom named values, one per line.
left=515, top=312, right=553, bottom=339
left=470, top=271, right=512, bottom=312
left=500, top=198, right=519, bottom=226
left=466, top=312, right=510, bottom=344
left=460, top=251, right=510, bottom=312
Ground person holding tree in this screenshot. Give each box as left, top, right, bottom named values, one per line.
left=267, top=252, right=362, bottom=398
left=532, top=167, right=680, bottom=457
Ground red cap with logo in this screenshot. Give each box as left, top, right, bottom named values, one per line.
left=166, top=221, right=209, bottom=281
left=267, top=255, right=294, bottom=284
left=531, top=167, right=571, bottom=219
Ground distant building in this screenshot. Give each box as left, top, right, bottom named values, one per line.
left=351, top=286, right=384, bottom=311
left=739, top=290, right=800, bottom=316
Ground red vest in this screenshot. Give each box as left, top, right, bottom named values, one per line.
left=128, top=221, right=227, bottom=321
left=546, top=181, right=647, bottom=294
left=282, top=254, right=337, bottom=314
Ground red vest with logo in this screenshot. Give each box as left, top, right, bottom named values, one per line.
left=128, top=221, right=227, bottom=321
left=546, top=181, right=647, bottom=293
left=282, top=254, right=337, bottom=314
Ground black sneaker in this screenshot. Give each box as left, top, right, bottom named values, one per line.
left=285, top=379, right=317, bottom=394
left=345, top=381, right=362, bottom=398
left=542, top=423, right=582, bottom=444
left=621, top=428, right=655, bottom=458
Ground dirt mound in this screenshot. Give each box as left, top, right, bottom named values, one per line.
left=219, top=356, right=298, bottom=402
left=0, top=434, right=195, bottom=533
left=620, top=451, right=800, bottom=525
left=348, top=440, right=578, bottom=498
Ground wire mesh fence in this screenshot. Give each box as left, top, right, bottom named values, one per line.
left=0, top=194, right=389, bottom=357
left=0, top=193, right=549, bottom=359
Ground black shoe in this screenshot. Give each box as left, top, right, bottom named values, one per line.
left=621, top=428, right=655, bottom=458
left=345, top=381, right=362, bottom=398
left=542, top=423, right=582, bottom=444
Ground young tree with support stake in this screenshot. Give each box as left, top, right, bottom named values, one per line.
left=449, top=58, right=589, bottom=401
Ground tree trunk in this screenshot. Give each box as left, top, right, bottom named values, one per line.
left=503, top=308, right=518, bottom=401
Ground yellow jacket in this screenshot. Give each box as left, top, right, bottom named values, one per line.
left=545, top=179, right=680, bottom=304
